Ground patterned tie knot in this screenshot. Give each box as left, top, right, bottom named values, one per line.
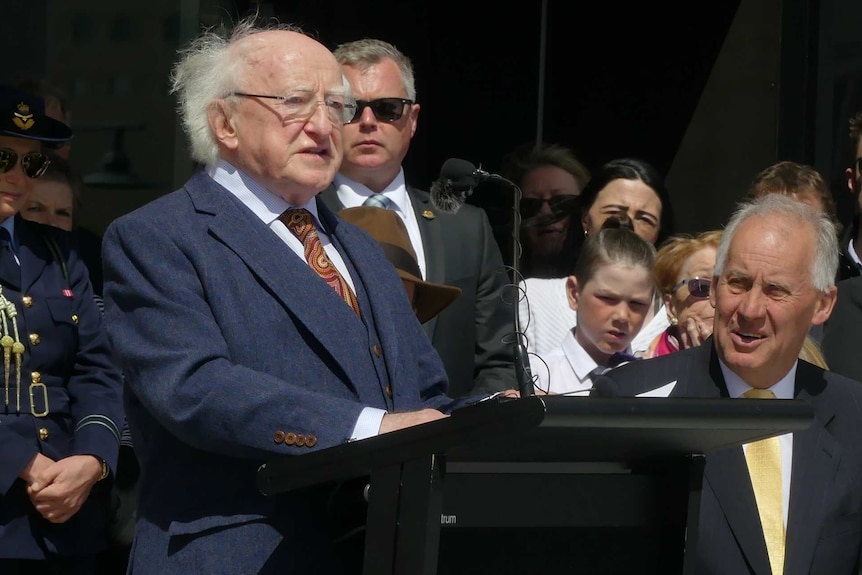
left=282, top=208, right=315, bottom=241
left=744, top=388, right=776, bottom=399
left=362, top=194, right=393, bottom=210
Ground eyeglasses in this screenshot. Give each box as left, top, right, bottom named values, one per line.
left=0, top=149, right=51, bottom=179
left=671, top=277, right=711, bottom=299
left=519, top=195, right=579, bottom=219
left=347, top=98, right=413, bottom=124
left=230, top=91, right=357, bottom=124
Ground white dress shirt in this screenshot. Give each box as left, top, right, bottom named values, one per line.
left=530, top=328, right=635, bottom=396
left=721, top=359, right=795, bottom=528
left=333, top=169, right=427, bottom=279
left=208, top=161, right=385, bottom=440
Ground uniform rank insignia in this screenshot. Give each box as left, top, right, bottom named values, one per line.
left=62, top=289, right=73, bottom=297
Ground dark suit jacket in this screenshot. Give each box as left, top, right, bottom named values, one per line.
left=822, top=275, right=862, bottom=382
left=0, top=215, right=123, bottom=559
left=320, top=185, right=516, bottom=397
left=594, top=342, right=862, bottom=575
left=102, top=172, right=453, bottom=574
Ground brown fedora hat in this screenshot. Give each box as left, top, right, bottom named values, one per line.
left=338, top=206, right=461, bottom=323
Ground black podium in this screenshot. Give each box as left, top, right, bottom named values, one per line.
left=257, top=395, right=813, bottom=575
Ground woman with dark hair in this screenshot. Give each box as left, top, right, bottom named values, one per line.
left=518, top=158, right=675, bottom=359
left=577, top=157, right=675, bottom=245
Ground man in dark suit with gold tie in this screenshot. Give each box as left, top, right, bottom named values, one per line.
left=596, top=194, right=862, bottom=574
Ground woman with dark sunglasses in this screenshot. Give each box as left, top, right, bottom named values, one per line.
left=646, top=230, right=722, bottom=357
left=0, top=84, right=123, bottom=575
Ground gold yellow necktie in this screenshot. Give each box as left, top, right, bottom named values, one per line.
left=743, top=388, right=785, bottom=575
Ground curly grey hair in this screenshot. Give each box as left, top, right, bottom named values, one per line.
left=169, top=17, right=303, bottom=166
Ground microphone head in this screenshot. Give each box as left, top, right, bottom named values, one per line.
left=430, top=178, right=465, bottom=214
left=440, top=158, right=480, bottom=191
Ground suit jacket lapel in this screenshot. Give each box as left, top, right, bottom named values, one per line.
left=188, top=175, right=362, bottom=386
left=784, top=363, right=839, bottom=575
left=18, top=216, right=50, bottom=294
left=407, top=187, right=444, bottom=339
left=695, top=344, right=773, bottom=575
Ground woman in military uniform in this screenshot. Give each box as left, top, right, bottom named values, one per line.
left=0, top=84, right=124, bottom=574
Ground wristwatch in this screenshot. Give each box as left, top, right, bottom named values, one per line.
left=98, top=458, right=109, bottom=481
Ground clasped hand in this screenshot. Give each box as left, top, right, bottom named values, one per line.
left=21, top=453, right=102, bottom=523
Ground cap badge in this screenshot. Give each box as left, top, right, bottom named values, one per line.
left=422, top=210, right=435, bottom=220
left=13, top=102, right=34, bottom=131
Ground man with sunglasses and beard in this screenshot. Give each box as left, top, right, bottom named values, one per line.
left=319, top=39, right=516, bottom=398
left=0, top=85, right=123, bottom=575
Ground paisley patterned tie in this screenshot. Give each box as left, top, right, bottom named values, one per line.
left=281, top=209, right=361, bottom=318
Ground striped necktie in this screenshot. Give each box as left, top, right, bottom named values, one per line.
left=362, top=194, right=393, bottom=210
left=743, top=388, right=785, bottom=575
left=281, top=209, right=361, bottom=318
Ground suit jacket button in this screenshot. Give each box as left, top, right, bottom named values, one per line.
left=273, top=430, right=285, bottom=444
left=385, top=385, right=393, bottom=398
left=22, top=296, right=32, bottom=308
left=295, top=434, right=306, bottom=447
left=285, top=432, right=297, bottom=445
left=38, top=427, right=49, bottom=440
left=31, top=371, right=41, bottom=383
left=306, top=435, right=317, bottom=448
left=372, top=344, right=381, bottom=357
left=71, top=314, right=79, bottom=325
left=29, top=333, right=40, bottom=346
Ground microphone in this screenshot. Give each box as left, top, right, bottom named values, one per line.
left=429, top=157, right=535, bottom=397
left=430, top=158, right=499, bottom=214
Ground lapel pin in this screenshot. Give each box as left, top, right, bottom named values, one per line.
left=422, top=210, right=435, bottom=220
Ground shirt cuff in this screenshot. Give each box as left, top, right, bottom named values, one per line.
left=350, top=407, right=387, bottom=441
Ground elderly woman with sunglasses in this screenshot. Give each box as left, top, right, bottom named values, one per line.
left=645, top=230, right=721, bottom=357
left=0, top=85, right=123, bottom=575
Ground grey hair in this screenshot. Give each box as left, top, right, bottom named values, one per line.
left=333, top=38, right=417, bottom=101
left=169, top=16, right=303, bottom=166
left=714, top=193, right=838, bottom=291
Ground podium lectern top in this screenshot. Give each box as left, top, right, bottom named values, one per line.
left=257, top=395, right=813, bottom=496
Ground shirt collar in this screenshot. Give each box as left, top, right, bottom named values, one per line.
left=720, top=356, right=796, bottom=400
left=1, top=216, right=16, bottom=250
left=562, top=328, right=634, bottom=382
left=207, top=160, right=324, bottom=229
left=333, top=168, right=408, bottom=212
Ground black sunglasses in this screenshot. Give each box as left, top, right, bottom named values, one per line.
left=671, top=277, right=711, bottom=299
left=348, top=98, right=413, bottom=124
left=0, top=149, right=51, bottom=179
left=519, top=195, right=580, bottom=220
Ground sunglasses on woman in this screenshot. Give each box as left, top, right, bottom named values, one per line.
left=0, top=149, right=51, bottom=179
left=519, top=195, right=579, bottom=220
left=347, top=98, right=413, bottom=124
left=671, top=277, right=711, bottom=299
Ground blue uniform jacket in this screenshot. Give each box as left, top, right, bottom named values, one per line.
left=0, top=215, right=123, bottom=559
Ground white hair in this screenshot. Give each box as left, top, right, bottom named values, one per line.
left=714, top=193, right=838, bottom=291
left=169, top=16, right=303, bottom=166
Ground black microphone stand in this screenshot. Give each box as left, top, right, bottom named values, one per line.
left=507, top=180, right=535, bottom=397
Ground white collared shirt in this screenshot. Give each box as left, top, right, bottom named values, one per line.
left=721, top=359, right=795, bottom=528
left=208, top=160, right=356, bottom=292
left=530, top=328, right=634, bottom=396
left=334, top=169, right=427, bottom=279
left=207, top=161, right=384, bottom=440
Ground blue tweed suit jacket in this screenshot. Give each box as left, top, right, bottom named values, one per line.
left=102, top=171, right=452, bottom=574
